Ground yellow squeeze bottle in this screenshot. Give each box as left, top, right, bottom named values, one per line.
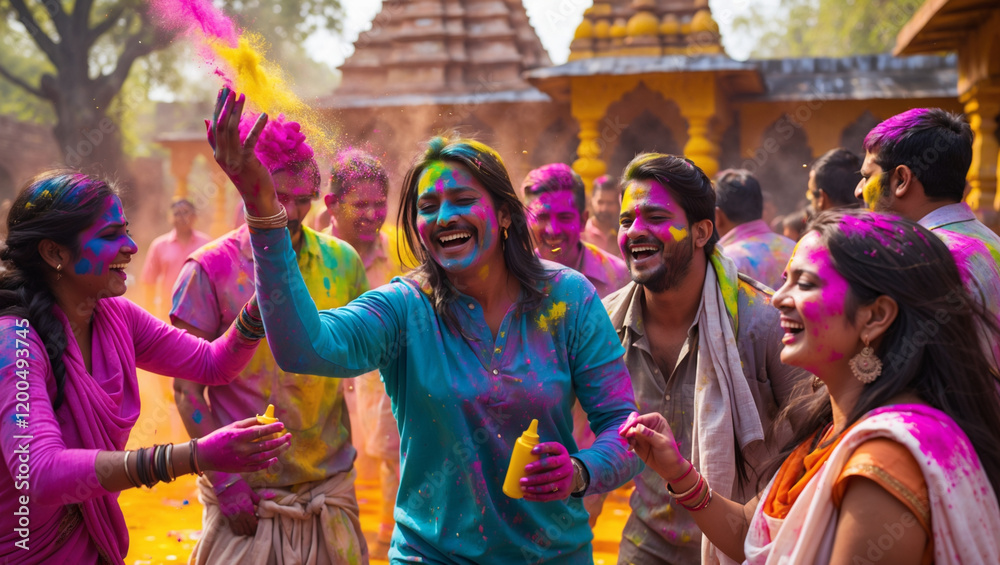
left=257, top=404, right=279, bottom=425
left=503, top=419, right=540, bottom=499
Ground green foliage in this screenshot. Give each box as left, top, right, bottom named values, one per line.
left=0, top=0, right=343, bottom=161
left=220, top=0, right=343, bottom=44
left=732, top=0, right=926, bottom=58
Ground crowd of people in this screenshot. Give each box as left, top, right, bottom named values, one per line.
left=1, top=88, right=999, bottom=565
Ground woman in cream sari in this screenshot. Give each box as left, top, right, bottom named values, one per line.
left=621, top=209, right=1000, bottom=564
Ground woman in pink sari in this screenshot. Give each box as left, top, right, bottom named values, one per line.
left=0, top=171, right=292, bottom=564
left=621, top=209, right=1000, bottom=564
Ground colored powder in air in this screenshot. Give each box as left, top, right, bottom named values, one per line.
left=151, top=0, right=238, bottom=46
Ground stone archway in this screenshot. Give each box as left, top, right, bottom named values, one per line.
left=840, top=110, right=881, bottom=158
left=750, top=114, right=814, bottom=215
left=608, top=109, right=682, bottom=180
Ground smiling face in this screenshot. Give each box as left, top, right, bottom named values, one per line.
left=67, top=195, right=137, bottom=299
left=329, top=180, right=388, bottom=245
left=526, top=189, right=584, bottom=265
left=773, top=231, right=860, bottom=376
left=618, top=178, right=694, bottom=292
left=415, top=161, right=506, bottom=275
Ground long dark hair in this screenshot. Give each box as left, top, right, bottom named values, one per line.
left=0, top=170, right=119, bottom=409
left=767, top=209, right=1000, bottom=494
left=398, top=136, right=552, bottom=333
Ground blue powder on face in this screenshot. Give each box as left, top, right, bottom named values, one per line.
left=192, top=409, right=204, bottom=424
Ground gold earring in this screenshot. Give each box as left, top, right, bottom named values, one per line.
left=56, top=263, right=62, bottom=281
left=850, top=336, right=882, bottom=384
left=502, top=227, right=508, bottom=241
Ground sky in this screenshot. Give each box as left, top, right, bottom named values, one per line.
left=303, top=0, right=781, bottom=71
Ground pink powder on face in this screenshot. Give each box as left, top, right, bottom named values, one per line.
left=151, top=0, right=238, bottom=46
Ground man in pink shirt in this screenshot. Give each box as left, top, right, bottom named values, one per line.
left=714, top=169, right=796, bottom=290
left=140, top=199, right=210, bottom=319
left=582, top=174, right=624, bottom=259
left=325, top=149, right=408, bottom=559
left=523, top=164, right=630, bottom=299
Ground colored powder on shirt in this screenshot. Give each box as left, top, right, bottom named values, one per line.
left=537, top=301, right=567, bottom=332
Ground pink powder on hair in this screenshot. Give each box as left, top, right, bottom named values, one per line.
left=238, top=113, right=314, bottom=172
left=150, top=0, right=238, bottom=46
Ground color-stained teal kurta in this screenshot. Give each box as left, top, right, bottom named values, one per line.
left=250, top=227, right=642, bottom=564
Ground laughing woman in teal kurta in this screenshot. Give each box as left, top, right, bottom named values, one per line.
left=208, top=89, right=642, bottom=564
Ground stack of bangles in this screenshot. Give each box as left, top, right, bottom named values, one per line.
left=123, top=439, right=203, bottom=489
left=235, top=300, right=265, bottom=340
left=666, top=461, right=712, bottom=512
left=244, top=205, right=288, bottom=230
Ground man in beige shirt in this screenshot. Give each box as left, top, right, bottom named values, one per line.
left=606, top=153, right=809, bottom=565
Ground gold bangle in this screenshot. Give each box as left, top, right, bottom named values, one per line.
left=189, top=439, right=204, bottom=476
left=666, top=471, right=702, bottom=500
left=165, top=443, right=175, bottom=482
left=244, top=205, right=288, bottom=230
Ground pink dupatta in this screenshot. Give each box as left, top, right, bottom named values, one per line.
left=53, top=299, right=143, bottom=563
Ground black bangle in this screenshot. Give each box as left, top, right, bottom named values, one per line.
left=135, top=447, right=148, bottom=488
left=154, top=445, right=170, bottom=483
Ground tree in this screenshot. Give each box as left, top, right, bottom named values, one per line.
left=732, top=0, right=925, bottom=59
left=0, top=0, right=343, bottom=176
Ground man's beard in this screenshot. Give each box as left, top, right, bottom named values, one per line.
left=630, top=238, right=695, bottom=293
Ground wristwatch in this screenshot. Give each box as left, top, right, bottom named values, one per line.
left=570, top=457, right=590, bottom=496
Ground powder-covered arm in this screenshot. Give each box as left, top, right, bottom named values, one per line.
left=125, top=298, right=260, bottom=386
left=0, top=319, right=111, bottom=505
left=249, top=227, right=406, bottom=378
left=568, top=284, right=644, bottom=495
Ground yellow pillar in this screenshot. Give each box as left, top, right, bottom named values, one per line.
left=169, top=146, right=195, bottom=200
left=573, top=116, right=606, bottom=195
left=569, top=76, right=638, bottom=196
left=962, top=84, right=1000, bottom=223
left=682, top=111, right=719, bottom=179
left=677, top=75, right=721, bottom=178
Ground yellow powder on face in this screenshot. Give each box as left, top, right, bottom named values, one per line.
left=861, top=173, right=884, bottom=210
left=478, top=263, right=490, bottom=280
left=620, top=184, right=648, bottom=213
left=668, top=225, right=688, bottom=242
left=537, top=301, right=567, bottom=332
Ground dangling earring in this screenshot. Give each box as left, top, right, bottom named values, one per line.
left=502, top=226, right=508, bottom=251
left=55, top=263, right=62, bottom=281
left=850, top=336, right=882, bottom=384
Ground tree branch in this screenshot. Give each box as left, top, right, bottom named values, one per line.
left=0, top=60, right=45, bottom=99
left=86, top=5, right=125, bottom=47
left=73, top=0, right=95, bottom=32
left=7, top=0, right=59, bottom=63
left=93, top=19, right=171, bottom=108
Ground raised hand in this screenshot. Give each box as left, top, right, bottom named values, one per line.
left=198, top=417, right=291, bottom=474
left=618, top=411, right=689, bottom=482
left=519, top=442, right=574, bottom=502
left=206, top=87, right=277, bottom=216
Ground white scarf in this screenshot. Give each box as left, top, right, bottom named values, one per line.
left=744, top=404, right=1000, bottom=564
left=694, top=254, right=767, bottom=565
